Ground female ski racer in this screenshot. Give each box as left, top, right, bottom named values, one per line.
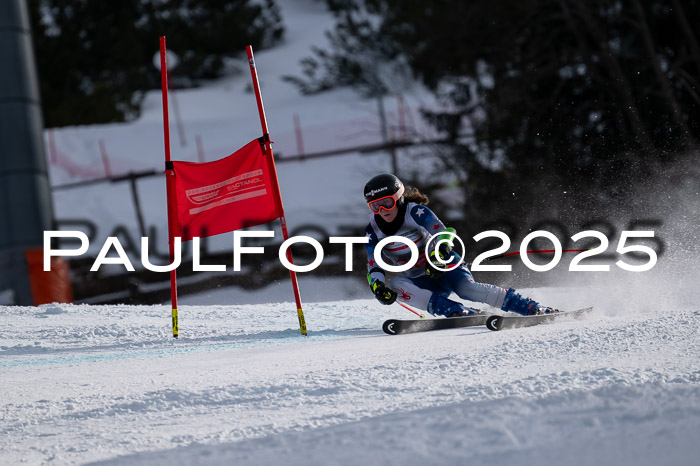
left=364, top=173, right=557, bottom=317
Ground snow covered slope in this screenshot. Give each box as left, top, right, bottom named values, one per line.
left=5, top=0, right=698, bottom=464
left=1, top=283, right=699, bottom=465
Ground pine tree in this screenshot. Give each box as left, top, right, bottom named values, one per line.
left=29, top=0, right=284, bottom=127
left=288, top=0, right=700, bottom=228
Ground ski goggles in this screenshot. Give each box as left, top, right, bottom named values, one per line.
left=367, top=195, right=399, bottom=213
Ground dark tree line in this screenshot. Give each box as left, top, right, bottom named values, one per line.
left=29, top=0, right=284, bottom=127
left=289, top=0, right=700, bottom=230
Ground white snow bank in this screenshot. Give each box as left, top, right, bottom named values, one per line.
left=1, top=291, right=698, bottom=465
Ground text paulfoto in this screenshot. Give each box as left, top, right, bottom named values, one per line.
left=42, top=230, right=658, bottom=273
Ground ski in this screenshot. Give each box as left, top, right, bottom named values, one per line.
left=382, top=315, right=488, bottom=335
left=485, top=307, right=594, bottom=331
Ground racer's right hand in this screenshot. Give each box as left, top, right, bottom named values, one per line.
left=371, top=280, right=398, bottom=305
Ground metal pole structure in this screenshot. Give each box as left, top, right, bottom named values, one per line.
left=109, top=171, right=155, bottom=241
left=98, top=139, right=112, bottom=178
left=0, top=0, right=55, bottom=305
left=397, top=94, right=406, bottom=141
left=169, top=85, right=187, bottom=148
left=128, top=176, right=147, bottom=239
left=377, top=94, right=398, bottom=175
left=293, top=113, right=305, bottom=159
left=159, top=37, right=179, bottom=338
left=195, top=134, right=205, bottom=163
left=246, top=45, right=307, bottom=336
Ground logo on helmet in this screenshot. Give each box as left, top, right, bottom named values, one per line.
left=365, top=187, right=389, bottom=198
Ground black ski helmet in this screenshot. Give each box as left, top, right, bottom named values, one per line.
left=364, top=174, right=405, bottom=203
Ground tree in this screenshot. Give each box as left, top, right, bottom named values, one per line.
left=282, top=0, right=410, bottom=98
left=288, top=0, right=700, bottom=230
left=29, top=0, right=284, bottom=127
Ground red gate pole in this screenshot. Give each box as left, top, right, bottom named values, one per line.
left=160, top=36, right=179, bottom=338
left=246, top=45, right=307, bottom=336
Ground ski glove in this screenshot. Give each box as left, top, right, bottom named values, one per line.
left=371, top=280, right=398, bottom=305
left=425, top=242, right=453, bottom=279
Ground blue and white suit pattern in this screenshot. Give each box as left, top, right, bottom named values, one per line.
left=365, top=203, right=507, bottom=315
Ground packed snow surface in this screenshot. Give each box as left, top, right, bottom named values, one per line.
left=9, top=0, right=699, bottom=464
left=2, top=286, right=699, bottom=465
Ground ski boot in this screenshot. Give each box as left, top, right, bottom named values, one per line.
left=501, top=288, right=559, bottom=316
left=428, top=294, right=482, bottom=318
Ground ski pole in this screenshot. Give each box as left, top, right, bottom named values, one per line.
left=397, top=301, right=426, bottom=319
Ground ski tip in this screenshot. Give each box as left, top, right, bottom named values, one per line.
left=382, top=320, right=399, bottom=335
left=486, top=315, right=503, bottom=331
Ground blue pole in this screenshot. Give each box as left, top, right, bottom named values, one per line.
left=0, top=0, right=54, bottom=304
